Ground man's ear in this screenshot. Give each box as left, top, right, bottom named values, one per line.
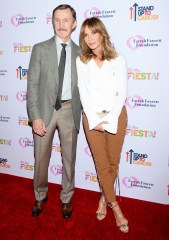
left=72, top=20, right=77, bottom=30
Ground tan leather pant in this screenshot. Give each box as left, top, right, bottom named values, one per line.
left=83, top=106, right=127, bottom=203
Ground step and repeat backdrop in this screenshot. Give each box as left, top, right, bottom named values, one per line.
left=0, top=0, right=169, bottom=204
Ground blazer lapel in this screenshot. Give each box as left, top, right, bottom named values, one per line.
left=44, top=38, right=78, bottom=91
left=71, top=41, right=78, bottom=86
left=44, top=36, right=59, bottom=85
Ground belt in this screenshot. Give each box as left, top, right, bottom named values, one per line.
left=61, top=99, right=71, bottom=103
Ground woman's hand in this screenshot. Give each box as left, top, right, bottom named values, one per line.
left=94, top=121, right=108, bottom=132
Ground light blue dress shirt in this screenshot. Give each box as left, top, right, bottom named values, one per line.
left=55, top=36, right=72, bottom=100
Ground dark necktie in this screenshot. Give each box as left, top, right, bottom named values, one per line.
left=55, top=43, right=67, bottom=110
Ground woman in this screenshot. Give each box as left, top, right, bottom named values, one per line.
left=76, top=17, right=129, bottom=233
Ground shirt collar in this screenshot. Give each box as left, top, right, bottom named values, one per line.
left=55, top=36, right=71, bottom=47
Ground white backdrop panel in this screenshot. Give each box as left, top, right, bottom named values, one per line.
left=0, top=0, right=169, bottom=204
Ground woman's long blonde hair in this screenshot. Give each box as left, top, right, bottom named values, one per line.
left=79, top=17, right=117, bottom=63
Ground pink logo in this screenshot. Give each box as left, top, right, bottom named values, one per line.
left=11, top=14, right=24, bottom=27
left=126, top=95, right=143, bottom=109
left=84, top=7, right=100, bottom=18
left=126, top=35, right=144, bottom=50
left=16, top=91, right=27, bottom=102
left=122, top=176, right=139, bottom=188
left=50, top=165, right=62, bottom=175
left=19, top=137, right=31, bottom=148
left=84, top=146, right=92, bottom=157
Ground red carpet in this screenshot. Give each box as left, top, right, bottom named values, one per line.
left=0, top=173, right=168, bottom=240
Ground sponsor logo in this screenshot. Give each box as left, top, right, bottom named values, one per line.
left=127, top=36, right=162, bottom=50
left=20, top=161, right=34, bottom=171
left=0, top=158, right=7, bottom=164
left=128, top=68, right=159, bottom=80
left=126, top=149, right=152, bottom=166
left=84, top=146, right=92, bottom=157
left=52, top=142, right=61, bottom=152
left=16, top=66, right=28, bottom=80
left=18, top=116, right=28, bottom=126
left=0, top=158, right=10, bottom=168
left=0, top=70, right=7, bottom=76
left=130, top=3, right=159, bottom=21
left=0, top=95, right=8, bottom=102
left=0, top=50, right=3, bottom=55
left=18, top=137, right=34, bottom=148
left=84, top=7, right=116, bottom=19
left=11, top=14, right=36, bottom=27
left=14, top=43, right=32, bottom=53
left=126, top=125, right=156, bottom=138
left=122, top=176, right=154, bottom=189
left=16, top=91, right=27, bottom=102
left=85, top=171, right=98, bottom=182
left=50, top=165, right=62, bottom=175
left=0, top=139, right=11, bottom=145
left=0, top=116, right=10, bottom=123
left=46, top=13, right=52, bottom=24
left=126, top=96, right=159, bottom=109
left=0, top=21, right=2, bottom=27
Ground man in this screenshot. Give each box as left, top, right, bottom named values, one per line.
left=27, top=4, right=81, bottom=219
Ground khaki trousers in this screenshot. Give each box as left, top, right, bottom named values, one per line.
left=83, top=106, right=127, bottom=203
left=33, top=101, right=78, bottom=203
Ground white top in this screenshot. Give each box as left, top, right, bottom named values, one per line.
left=76, top=54, right=128, bottom=134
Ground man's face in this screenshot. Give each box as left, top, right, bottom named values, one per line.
left=53, top=8, right=76, bottom=42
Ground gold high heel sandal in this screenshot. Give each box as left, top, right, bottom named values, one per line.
left=96, top=195, right=107, bottom=221
left=109, top=202, right=129, bottom=233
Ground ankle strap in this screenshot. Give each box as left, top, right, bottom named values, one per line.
left=108, top=201, right=119, bottom=209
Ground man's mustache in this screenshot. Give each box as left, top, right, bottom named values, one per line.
left=57, top=28, right=67, bottom=31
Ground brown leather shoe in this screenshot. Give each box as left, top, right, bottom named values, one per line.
left=32, top=197, right=48, bottom=217
left=62, top=203, right=73, bottom=219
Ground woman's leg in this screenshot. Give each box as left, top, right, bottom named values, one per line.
left=106, top=107, right=129, bottom=233
left=83, top=109, right=129, bottom=233
left=106, top=106, right=127, bottom=187
left=82, top=114, right=115, bottom=203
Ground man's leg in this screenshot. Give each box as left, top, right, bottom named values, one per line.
left=57, top=101, right=78, bottom=219
left=57, top=101, right=78, bottom=203
left=32, top=110, right=57, bottom=216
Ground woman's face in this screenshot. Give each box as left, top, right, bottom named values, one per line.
left=83, top=25, right=103, bottom=52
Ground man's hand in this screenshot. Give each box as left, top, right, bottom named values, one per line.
left=32, top=119, right=46, bottom=136
left=94, top=121, right=108, bottom=132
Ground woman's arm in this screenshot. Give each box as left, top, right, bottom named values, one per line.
left=76, top=57, right=102, bottom=130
